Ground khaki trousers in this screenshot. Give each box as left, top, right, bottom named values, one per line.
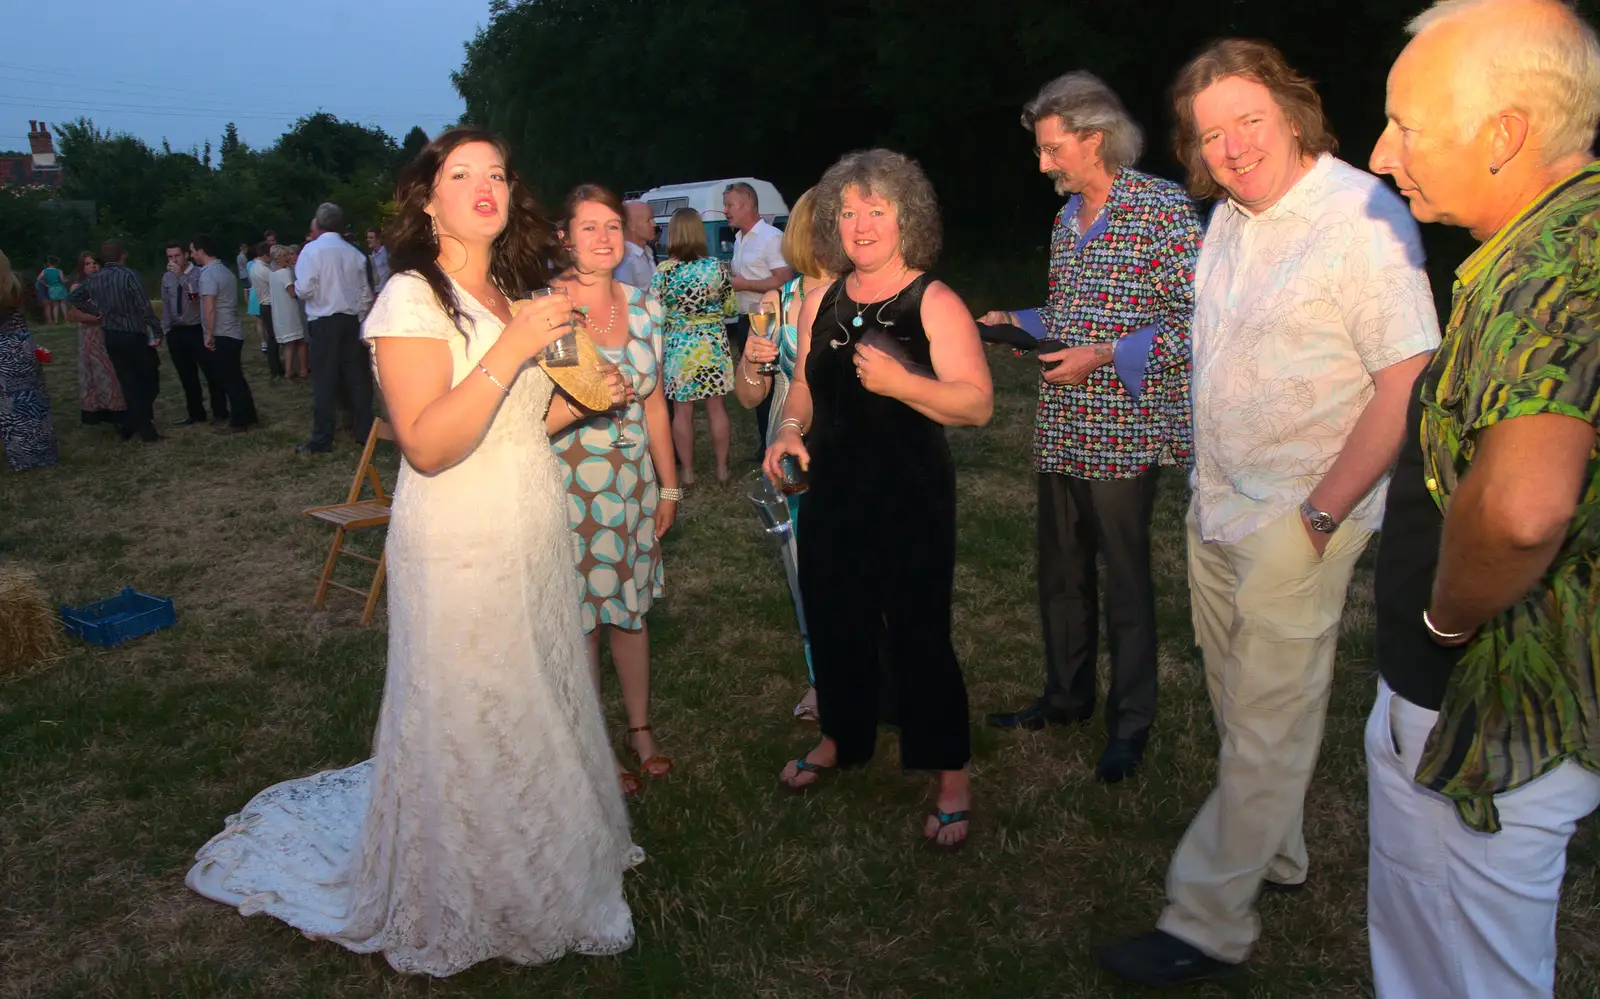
left=1158, top=502, right=1370, bottom=963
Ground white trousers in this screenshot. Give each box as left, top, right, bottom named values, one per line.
left=1366, top=677, right=1600, bottom=998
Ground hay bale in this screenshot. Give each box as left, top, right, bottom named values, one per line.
left=0, top=565, right=61, bottom=672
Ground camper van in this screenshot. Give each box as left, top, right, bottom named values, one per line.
left=627, top=177, right=789, bottom=262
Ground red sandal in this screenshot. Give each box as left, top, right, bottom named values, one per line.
left=627, top=725, right=674, bottom=778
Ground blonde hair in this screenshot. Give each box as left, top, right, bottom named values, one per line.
left=0, top=250, right=20, bottom=311
left=1409, top=0, right=1600, bottom=159
left=270, top=244, right=294, bottom=265
left=779, top=188, right=826, bottom=280
left=665, top=208, right=708, bottom=262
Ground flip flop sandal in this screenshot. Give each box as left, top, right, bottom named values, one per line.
left=778, top=756, right=835, bottom=795
left=792, top=694, right=820, bottom=724
left=923, top=809, right=971, bottom=855
left=618, top=769, right=642, bottom=797
left=627, top=725, right=674, bottom=778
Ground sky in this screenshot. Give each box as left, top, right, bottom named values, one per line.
left=0, top=0, right=491, bottom=155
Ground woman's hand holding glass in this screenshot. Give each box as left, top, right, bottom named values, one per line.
left=503, top=290, right=580, bottom=365
left=762, top=423, right=809, bottom=488
left=743, top=332, right=780, bottom=371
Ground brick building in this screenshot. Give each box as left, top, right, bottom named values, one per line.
left=0, top=121, right=65, bottom=188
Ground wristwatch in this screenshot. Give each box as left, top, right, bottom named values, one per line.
left=1300, top=499, right=1338, bottom=534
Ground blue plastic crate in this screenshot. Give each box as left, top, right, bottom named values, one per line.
left=60, top=587, right=177, bottom=648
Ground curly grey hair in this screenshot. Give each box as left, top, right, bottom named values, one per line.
left=1020, top=71, right=1144, bottom=172
left=811, top=149, right=942, bottom=274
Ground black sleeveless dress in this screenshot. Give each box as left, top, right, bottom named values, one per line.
left=797, top=273, right=970, bottom=771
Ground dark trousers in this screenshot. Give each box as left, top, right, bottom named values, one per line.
left=308, top=313, right=373, bottom=448
left=103, top=329, right=160, bottom=440
left=1037, top=469, right=1161, bottom=740
left=260, top=303, right=283, bottom=378
left=799, top=467, right=969, bottom=772
left=211, top=337, right=258, bottom=427
left=728, top=315, right=771, bottom=454
left=166, top=324, right=224, bottom=421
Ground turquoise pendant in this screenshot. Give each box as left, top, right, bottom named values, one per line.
left=851, top=316, right=863, bottom=328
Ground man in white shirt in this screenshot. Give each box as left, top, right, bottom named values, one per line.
left=723, top=181, right=792, bottom=458
left=294, top=202, right=374, bottom=454
left=1099, top=40, right=1439, bottom=989
left=614, top=201, right=658, bottom=290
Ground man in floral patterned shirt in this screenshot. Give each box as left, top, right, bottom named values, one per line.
left=982, top=71, right=1201, bottom=784
left=1366, top=2, right=1600, bottom=995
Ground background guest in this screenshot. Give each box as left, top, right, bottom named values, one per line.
left=268, top=245, right=308, bottom=380
left=649, top=207, right=737, bottom=486
left=740, top=187, right=835, bottom=721
left=552, top=184, right=680, bottom=796
left=724, top=181, right=793, bottom=460
left=159, top=240, right=222, bottom=426
left=68, top=240, right=164, bottom=443
left=365, top=227, right=391, bottom=293
left=615, top=200, right=658, bottom=290
left=295, top=203, right=374, bottom=454
left=248, top=242, right=281, bottom=380
left=764, top=149, right=994, bottom=853
left=69, top=251, right=124, bottom=427
left=37, top=256, right=67, bottom=325
left=190, top=234, right=259, bottom=433
left=0, top=249, right=59, bottom=470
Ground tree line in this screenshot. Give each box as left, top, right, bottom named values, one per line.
left=0, top=114, right=431, bottom=279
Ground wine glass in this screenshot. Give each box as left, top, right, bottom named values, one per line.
left=749, top=302, right=782, bottom=375
left=596, top=359, right=636, bottom=450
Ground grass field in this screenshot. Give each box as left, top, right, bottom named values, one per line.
left=3, top=315, right=1598, bottom=999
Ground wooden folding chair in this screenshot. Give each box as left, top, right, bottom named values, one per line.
left=304, top=418, right=395, bottom=625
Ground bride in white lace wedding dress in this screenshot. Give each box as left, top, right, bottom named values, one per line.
left=186, top=130, right=642, bottom=977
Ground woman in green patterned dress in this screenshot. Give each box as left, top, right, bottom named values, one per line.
left=649, top=208, right=738, bottom=485
left=552, top=185, right=682, bottom=795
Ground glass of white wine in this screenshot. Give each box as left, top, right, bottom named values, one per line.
left=749, top=301, right=782, bottom=375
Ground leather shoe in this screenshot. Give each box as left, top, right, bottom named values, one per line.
left=1099, top=930, right=1237, bottom=987
left=1261, top=877, right=1307, bottom=894
left=295, top=442, right=332, bottom=455
left=1095, top=735, right=1147, bottom=783
left=172, top=416, right=198, bottom=426
left=986, top=702, right=1090, bottom=731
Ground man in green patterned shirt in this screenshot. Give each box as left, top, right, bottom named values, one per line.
left=1367, top=0, right=1600, bottom=995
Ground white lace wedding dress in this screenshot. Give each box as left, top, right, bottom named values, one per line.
left=187, top=273, right=643, bottom=977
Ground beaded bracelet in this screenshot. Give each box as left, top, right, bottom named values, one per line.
left=659, top=486, right=683, bottom=501
left=477, top=363, right=510, bottom=395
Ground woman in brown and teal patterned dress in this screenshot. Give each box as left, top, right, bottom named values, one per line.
left=648, top=207, right=737, bottom=485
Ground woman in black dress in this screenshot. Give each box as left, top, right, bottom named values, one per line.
left=763, top=149, right=993, bottom=852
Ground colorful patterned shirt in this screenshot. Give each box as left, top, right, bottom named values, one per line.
left=1024, top=168, right=1201, bottom=480
left=1414, top=161, right=1600, bottom=833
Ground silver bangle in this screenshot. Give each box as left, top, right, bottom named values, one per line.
left=477, top=363, right=509, bottom=395
left=658, top=486, right=683, bottom=501
left=778, top=417, right=805, bottom=435
left=563, top=396, right=584, bottom=421
left=1422, top=609, right=1474, bottom=642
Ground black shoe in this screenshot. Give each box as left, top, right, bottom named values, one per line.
left=216, top=423, right=254, bottom=435
left=1098, top=930, right=1238, bottom=988
left=172, top=416, right=198, bottom=426
left=985, top=702, right=1090, bottom=731
left=1261, top=877, right=1307, bottom=895
left=295, top=442, right=332, bottom=454
left=137, top=429, right=162, bottom=443
left=1095, top=735, right=1147, bottom=784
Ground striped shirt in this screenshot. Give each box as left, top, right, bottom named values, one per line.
left=71, top=262, right=160, bottom=340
